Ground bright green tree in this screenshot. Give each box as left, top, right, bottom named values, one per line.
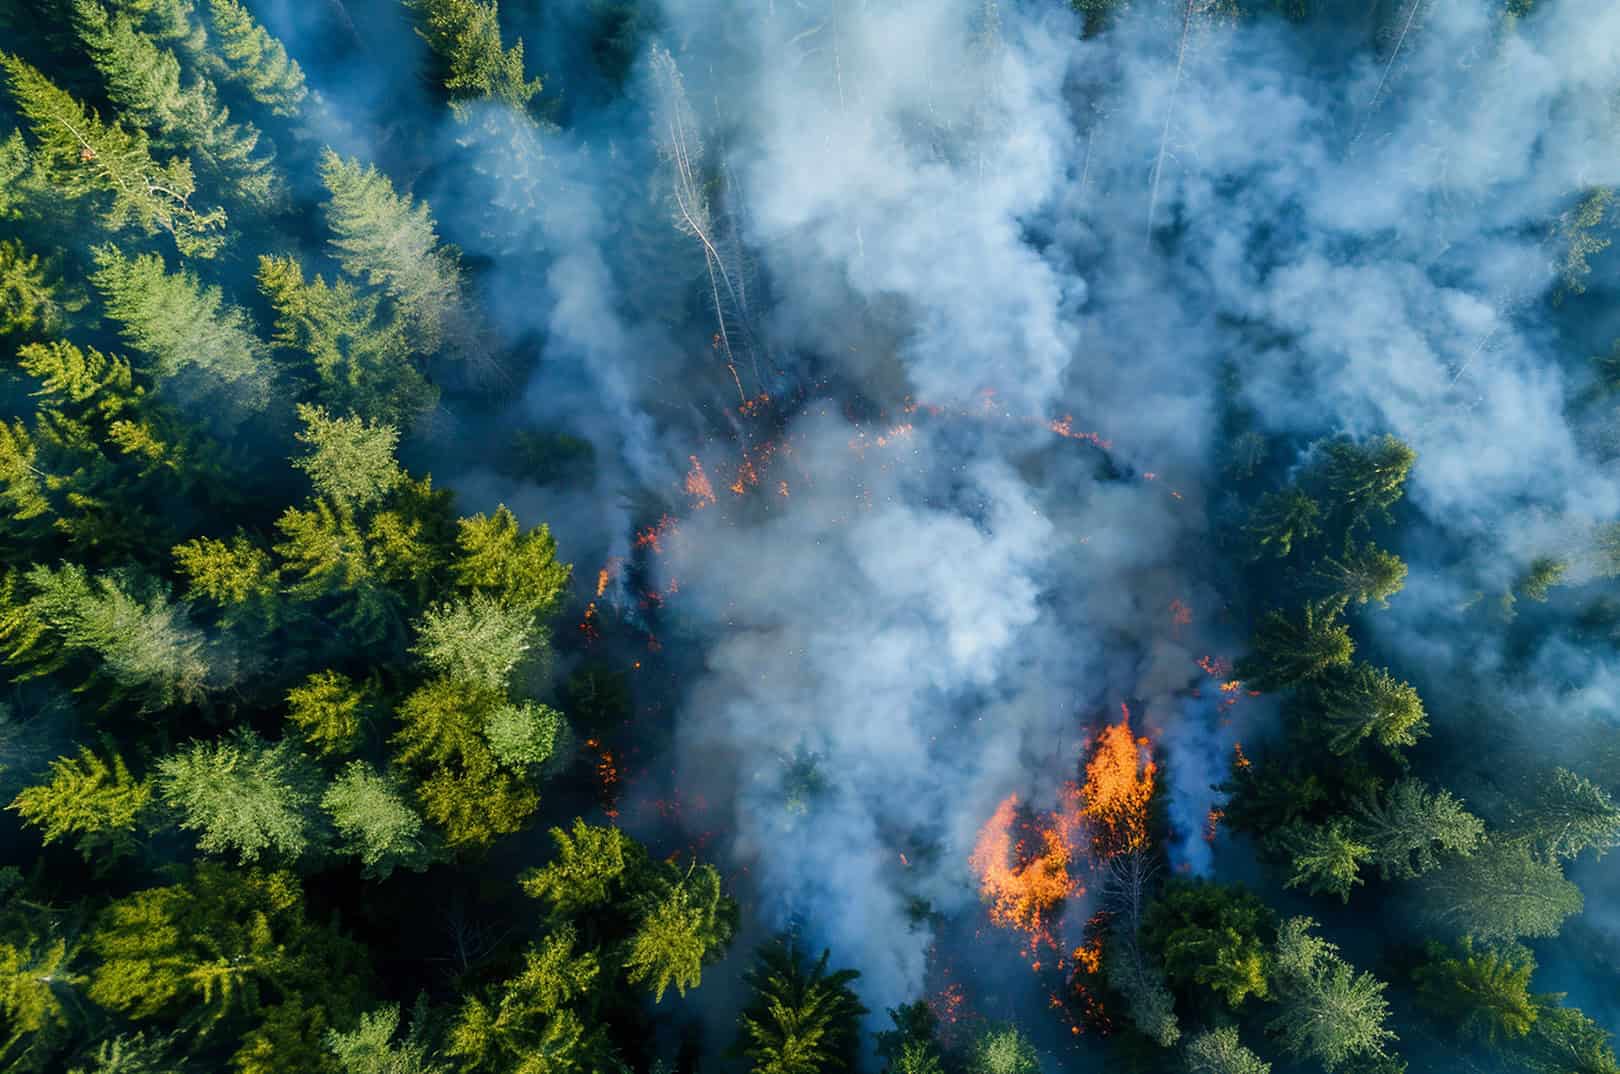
left=157, top=729, right=323, bottom=863
left=623, top=861, right=737, bottom=1001
left=9, top=743, right=151, bottom=861
left=90, top=245, right=269, bottom=400
left=1316, top=434, right=1415, bottom=525
left=292, top=404, right=404, bottom=510
left=1519, top=1003, right=1620, bottom=1074
left=1351, top=779, right=1484, bottom=880
left=1141, top=879, right=1275, bottom=1008
left=66, top=1032, right=184, bottom=1074
left=1417, top=839, right=1583, bottom=941
left=1413, top=938, right=1538, bottom=1045
left=284, top=669, right=371, bottom=756
left=410, top=593, right=538, bottom=691
left=446, top=927, right=606, bottom=1074
left=321, top=762, right=430, bottom=880
left=483, top=700, right=561, bottom=770
left=0, top=238, right=67, bottom=337
left=1239, top=597, right=1353, bottom=692
left=1184, top=1027, right=1270, bottom=1074
left=326, top=1001, right=442, bottom=1074
left=0, top=934, right=78, bottom=1070
left=1278, top=819, right=1370, bottom=902
left=404, top=0, right=543, bottom=115
left=1316, top=542, right=1407, bottom=607
left=1517, top=556, right=1569, bottom=602
left=969, top=1025, right=1039, bottom=1074
left=207, top=0, right=307, bottom=115
left=876, top=1003, right=944, bottom=1074
left=519, top=818, right=638, bottom=918
left=737, top=939, right=868, bottom=1074
left=1305, top=663, right=1428, bottom=755
left=452, top=505, right=571, bottom=617
left=0, top=53, right=225, bottom=256
left=1554, top=187, right=1613, bottom=304
left=172, top=534, right=281, bottom=630
left=72, top=0, right=277, bottom=209
left=1268, top=917, right=1397, bottom=1071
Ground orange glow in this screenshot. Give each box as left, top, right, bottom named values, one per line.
left=685, top=456, right=717, bottom=508
left=778, top=480, right=790, bottom=497
left=968, top=795, right=1082, bottom=944
left=1170, top=598, right=1192, bottom=634
left=1080, top=708, right=1156, bottom=858
left=1072, top=936, right=1103, bottom=975
left=1205, top=806, right=1225, bottom=843
left=583, top=737, right=620, bottom=818
left=634, top=515, right=678, bottom=554
left=1232, top=741, right=1251, bottom=770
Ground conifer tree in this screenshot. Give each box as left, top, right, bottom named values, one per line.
left=1413, top=938, right=1538, bottom=1045
left=1418, top=839, right=1583, bottom=941
left=1268, top=917, right=1397, bottom=1071
left=968, top=1025, right=1040, bottom=1074
left=1184, top=1027, right=1271, bottom=1074
left=321, top=761, right=430, bottom=879
left=1277, top=819, right=1371, bottom=902
left=284, top=669, right=370, bottom=757
left=452, top=505, right=571, bottom=618
left=9, top=743, right=152, bottom=861
left=1239, top=597, right=1354, bottom=692
left=1316, top=435, right=1416, bottom=526
left=737, top=939, right=868, bottom=1074
left=172, top=534, right=280, bottom=630
left=446, top=926, right=605, bottom=1074
left=1512, top=767, right=1620, bottom=862
left=90, top=245, right=269, bottom=403
left=207, top=0, right=307, bottom=115
left=623, top=861, right=737, bottom=1002
left=291, top=404, right=404, bottom=510
left=0, top=53, right=225, bottom=256
left=410, top=593, right=537, bottom=691
left=72, top=0, right=278, bottom=209
left=1351, top=779, right=1484, bottom=880
left=157, top=728, right=324, bottom=863
left=1245, top=488, right=1321, bottom=559
left=0, top=238, right=67, bottom=337
left=1315, top=542, right=1407, bottom=607
left=519, top=818, right=638, bottom=918
left=404, top=0, right=543, bottom=115
left=0, top=934, right=77, bottom=1069
left=1305, top=663, right=1427, bottom=755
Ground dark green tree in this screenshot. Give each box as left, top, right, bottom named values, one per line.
left=1413, top=938, right=1538, bottom=1046
left=736, top=938, right=868, bottom=1074
left=1351, top=779, right=1484, bottom=880
left=1304, top=663, right=1428, bottom=755
left=1238, top=597, right=1353, bottom=692
left=1277, top=819, right=1370, bottom=902
left=1244, top=487, right=1321, bottom=559
left=1141, top=879, right=1275, bottom=1007
left=1267, top=917, right=1397, bottom=1071
left=1315, top=435, right=1416, bottom=525
left=1416, top=839, right=1583, bottom=941
left=1315, top=542, right=1407, bottom=607
left=1511, top=767, right=1620, bottom=862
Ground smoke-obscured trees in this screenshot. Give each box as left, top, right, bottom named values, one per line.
left=1417, top=839, right=1583, bottom=942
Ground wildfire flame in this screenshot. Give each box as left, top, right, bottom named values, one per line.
left=1080, top=707, right=1156, bottom=858
left=685, top=456, right=717, bottom=508
left=968, top=794, right=1082, bottom=942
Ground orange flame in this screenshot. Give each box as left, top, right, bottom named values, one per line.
left=685, top=456, right=717, bottom=508
left=1080, top=707, right=1156, bottom=858
left=968, top=795, right=1082, bottom=943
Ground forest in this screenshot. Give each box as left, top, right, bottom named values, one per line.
left=0, top=0, right=1619, bottom=1072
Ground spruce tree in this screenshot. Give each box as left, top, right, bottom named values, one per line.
left=157, top=728, right=323, bottom=863
left=403, top=0, right=543, bottom=115
left=1306, top=663, right=1428, bottom=755
left=1352, top=779, right=1484, bottom=880
left=8, top=743, right=152, bottom=861
left=207, top=0, right=307, bottom=116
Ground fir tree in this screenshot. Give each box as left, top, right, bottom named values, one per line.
left=1413, top=938, right=1538, bottom=1046
left=1268, top=917, right=1397, bottom=1071
left=321, top=761, right=430, bottom=880
left=452, top=505, right=571, bottom=618
left=623, top=861, right=737, bottom=1002
left=1277, top=819, right=1370, bottom=902
left=157, top=729, right=323, bottom=864
left=737, top=938, right=868, bottom=1074
left=1238, top=597, right=1354, bottom=692
left=8, top=743, right=152, bottom=861
left=0, top=238, right=68, bottom=337
left=1184, top=1027, right=1271, bottom=1074
left=1417, top=839, right=1583, bottom=941
left=290, top=404, right=403, bottom=510
left=1305, top=663, right=1428, bottom=755
left=410, top=593, right=537, bottom=691
left=206, top=0, right=307, bottom=115
left=0, top=53, right=225, bottom=256
left=1512, top=767, right=1620, bottom=862
left=1315, top=542, right=1407, bottom=607
left=403, top=0, right=543, bottom=115
left=172, top=534, right=280, bottom=630
left=284, top=669, right=370, bottom=757
left=1245, top=487, right=1321, bottom=559
left=1351, top=779, right=1484, bottom=880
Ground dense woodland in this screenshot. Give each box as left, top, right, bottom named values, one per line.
left=0, top=0, right=1618, bottom=1073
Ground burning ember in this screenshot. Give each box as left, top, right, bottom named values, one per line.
left=685, top=456, right=717, bottom=508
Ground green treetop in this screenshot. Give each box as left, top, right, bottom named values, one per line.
left=968, top=1025, right=1040, bottom=1074
left=518, top=818, right=639, bottom=920
left=207, top=0, right=307, bottom=115
left=452, top=505, right=571, bottom=618
left=1315, top=542, right=1407, bottom=607
left=1184, top=1027, right=1271, bottom=1074
left=1511, top=767, right=1620, bottom=862
left=446, top=926, right=606, bottom=1074
left=1244, top=487, right=1321, bottom=559
left=9, top=743, right=152, bottom=862
left=410, top=593, right=539, bottom=691
left=1413, top=938, right=1539, bottom=1046
left=0, top=932, right=78, bottom=1071
left=1267, top=917, right=1397, bottom=1072
left=1305, top=663, right=1428, bottom=755
left=0, top=238, right=70, bottom=338
left=325, top=1002, right=442, bottom=1074
left=1351, top=779, right=1484, bottom=880
left=737, top=938, right=868, bottom=1074
left=284, top=669, right=371, bottom=756
left=156, top=728, right=324, bottom=864
left=1277, top=818, right=1371, bottom=902
left=1417, top=838, right=1583, bottom=941
left=623, top=861, right=738, bottom=1002
left=291, top=404, right=404, bottom=510
left=0, top=53, right=225, bottom=256
left=1141, top=879, right=1276, bottom=1008
left=321, top=761, right=431, bottom=880
left=1238, top=597, right=1353, bottom=692
left=1316, top=434, right=1416, bottom=526
left=404, top=0, right=543, bottom=115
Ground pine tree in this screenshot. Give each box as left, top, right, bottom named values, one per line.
left=1417, top=839, right=1583, bottom=941
left=737, top=939, right=868, bottom=1074
left=410, top=593, right=537, bottom=691
left=90, top=245, right=269, bottom=402
left=1305, top=663, right=1428, bottom=755
left=156, top=728, right=323, bottom=863
left=404, top=0, right=543, bottom=115
left=1245, top=488, right=1321, bottom=559
left=1140, top=879, right=1275, bottom=1008
left=1316, top=435, right=1416, bottom=525
left=319, top=150, right=464, bottom=352
left=1278, top=819, right=1370, bottom=902
left=1351, top=779, right=1484, bottom=880
left=322, top=761, right=430, bottom=880
left=1239, top=597, right=1354, bottom=692
left=1554, top=188, right=1613, bottom=304
left=623, top=861, right=737, bottom=1002
left=256, top=254, right=437, bottom=426
left=0, top=53, right=225, bottom=256
left=1517, top=556, right=1568, bottom=602
left=206, top=0, right=307, bottom=115
left=72, top=0, right=278, bottom=209
left=9, top=743, right=152, bottom=861
left=291, top=404, right=403, bottom=510
left=284, top=669, right=370, bottom=756
left=1413, top=938, right=1538, bottom=1045
left=452, top=505, right=571, bottom=618
left=0, top=238, right=67, bottom=337
left=1315, top=542, right=1407, bottom=607
left=1268, top=917, right=1397, bottom=1071
left=1512, top=767, right=1620, bottom=862
left=1184, top=1027, right=1271, bottom=1074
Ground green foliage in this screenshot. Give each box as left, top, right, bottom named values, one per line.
left=87, top=864, right=366, bottom=1051
left=1103, top=931, right=1181, bottom=1047
left=72, top=0, right=277, bottom=209
left=325, top=1001, right=442, bottom=1074
left=1239, top=597, right=1354, bottom=692
left=519, top=818, right=638, bottom=917
left=483, top=700, right=561, bottom=770
left=1555, top=187, right=1613, bottom=304
left=0, top=238, right=68, bottom=337
left=876, top=1003, right=943, bottom=1074
left=410, top=593, right=537, bottom=690
left=1305, top=663, right=1428, bottom=755
left=1416, top=838, right=1583, bottom=941
left=404, top=0, right=544, bottom=114
left=968, top=1025, right=1039, bottom=1074
left=1517, top=556, right=1568, bottom=602
left=1278, top=818, right=1370, bottom=902
left=1511, top=767, right=1620, bottom=862
left=321, top=762, right=430, bottom=880
left=1267, top=917, right=1397, bottom=1071
left=256, top=255, right=436, bottom=426
left=285, top=670, right=370, bottom=756
left=1315, top=542, right=1407, bottom=607
left=292, top=404, right=404, bottom=510
left=737, top=938, right=868, bottom=1074
left=1141, top=879, right=1275, bottom=1008
left=1245, top=488, right=1321, bottom=558
left=0, top=934, right=78, bottom=1068
left=90, top=245, right=269, bottom=399
left=206, top=0, right=307, bottom=115
left=1184, top=1027, right=1270, bottom=1074
left=1316, top=435, right=1416, bottom=525
left=1413, top=938, right=1538, bottom=1045
left=1519, top=1002, right=1620, bottom=1074
left=452, top=505, right=571, bottom=618
left=1350, top=779, right=1484, bottom=880
left=172, top=535, right=280, bottom=630
left=9, top=743, right=151, bottom=861
left=157, top=729, right=323, bottom=864
left=66, top=1032, right=186, bottom=1074
left=319, top=150, right=463, bottom=351
left=0, top=52, right=225, bottom=256
left=447, top=926, right=603, bottom=1074
left=623, top=862, right=737, bottom=1002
